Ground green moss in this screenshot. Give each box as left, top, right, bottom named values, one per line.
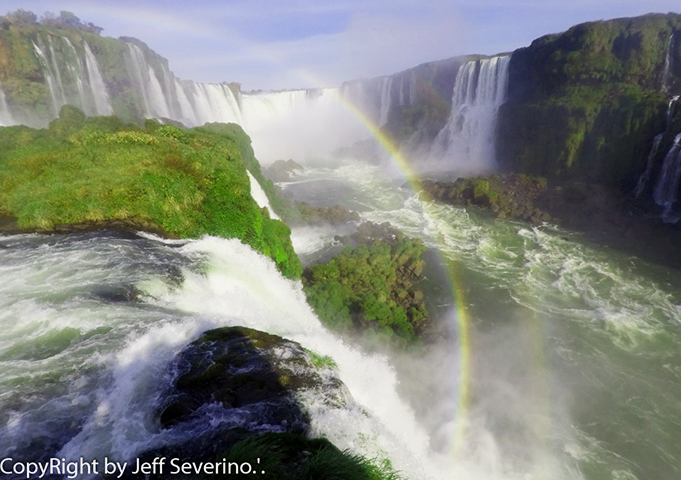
left=304, top=349, right=338, bottom=369
left=499, top=13, right=679, bottom=189
left=302, top=238, right=428, bottom=347
left=0, top=109, right=302, bottom=278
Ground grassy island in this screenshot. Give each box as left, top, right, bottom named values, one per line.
left=303, top=232, right=429, bottom=347
left=0, top=106, right=302, bottom=278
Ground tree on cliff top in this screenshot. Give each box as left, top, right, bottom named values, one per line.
left=1, top=9, right=103, bottom=35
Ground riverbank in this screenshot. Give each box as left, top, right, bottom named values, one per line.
left=420, top=173, right=681, bottom=270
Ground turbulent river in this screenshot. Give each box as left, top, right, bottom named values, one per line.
left=2, top=160, right=681, bottom=480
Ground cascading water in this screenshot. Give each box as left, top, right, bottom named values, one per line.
left=30, top=35, right=113, bottom=118
left=378, top=76, right=394, bottom=127
left=279, top=160, right=681, bottom=480
left=247, top=172, right=281, bottom=220
left=83, top=43, right=113, bottom=116
left=662, top=33, right=675, bottom=93
left=653, top=133, right=681, bottom=219
left=0, top=84, right=14, bottom=126
left=32, top=39, right=65, bottom=116
left=124, top=43, right=174, bottom=119
left=239, top=87, right=368, bottom=163
left=191, top=82, right=242, bottom=125
left=62, top=38, right=89, bottom=114
left=635, top=95, right=679, bottom=198
left=46, top=36, right=68, bottom=110
left=429, top=56, right=510, bottom=175
left=0, top=232, right=434, bottom=480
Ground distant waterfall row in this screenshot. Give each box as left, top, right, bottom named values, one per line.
left=0, top=32, right=510, bottom=169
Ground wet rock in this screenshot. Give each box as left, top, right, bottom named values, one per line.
left=159, top=326, right=348, bottom=430
left=263, top=159, right=304, bottom=182
left=285, top=202, right=361, bottom=226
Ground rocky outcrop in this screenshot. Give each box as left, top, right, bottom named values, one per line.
left=421, top=174, right=552, bottom=222
left=263, top=159, right=304, bottom=182
left=116, top=327, right=399, bottom=480
left=498, top=13, right=681, bottom=193
left=159, top=326, right=347, bottom=430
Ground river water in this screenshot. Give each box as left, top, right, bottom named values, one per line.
left=2, top=159, right=681, bottom=480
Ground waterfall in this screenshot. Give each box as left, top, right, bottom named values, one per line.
left=378, top=76, right=393, bottom=127
left=124, top=43, right=175, bottom=119
left=662, top=33, right=675, bottom=93
left=32, top=39, right=64, bottom=116
left=653, top=133, right=681, bottom=219
left=247, top=171, right=281, bottom=220
left=399, top=76, right=405, bottom=106
left=635, top=135, right=664, bottom=197
left=62, top=38, right=90, bottom=114
left=46, top=36, right=68, bottom=110
left=240, top=88, right=368, bottom=163
left=173, top=79, right=199, bottom=126
left=83, top=43, right=113, bottom=115
left=635, top=96, right=679, bottom=197
left=0, top=84, right=14, bottom=126
left=189, top=82, right=242, bottom=125
left=429, top=55, right=511, bottom=173
left=30, top=35, right=114, bottom=118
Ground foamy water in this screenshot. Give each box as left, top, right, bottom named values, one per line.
left=3, top=161, right=681, bottom=480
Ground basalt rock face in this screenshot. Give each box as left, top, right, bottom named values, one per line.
left=116, top=326, right=385, bottom=480
left=139, top=327, right=349, bottom=467
left=497, top=13, right=681, bottom=192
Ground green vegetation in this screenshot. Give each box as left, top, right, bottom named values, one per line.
left=196, top=432, right=405, bottom=480
left=422, top=174, right=552, bottom=222
left=196, top=122, right=287, bottom=218
left=304, top=348, right=338, bottom=369
left=303, top=238, right=428, bottom=347
left=498, top=13, right=681, bottom=190
left=0, top=107, right=301, bottom=278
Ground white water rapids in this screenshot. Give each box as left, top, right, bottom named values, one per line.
left=3, top=161, right=681, bottom=480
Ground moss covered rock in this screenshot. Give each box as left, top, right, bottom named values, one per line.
left=303, top=229, right=429, bottom=347
left=159, top=326, right=348, bottom=429
left=0, top=110, right=302, bottom=278
left=498, top=13, right=681, bottom=191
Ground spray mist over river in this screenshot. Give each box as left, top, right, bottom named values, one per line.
left=2, top=158, right=681, bottom=479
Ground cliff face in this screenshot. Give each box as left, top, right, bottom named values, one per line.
left=378, top=56, right=465, bottom=146
left=0, top=20, right=164, bottom=125
left=497, top=13, right=681, bottom=191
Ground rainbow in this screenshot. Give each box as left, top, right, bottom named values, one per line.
left=324, top=88, right=476, bottom=458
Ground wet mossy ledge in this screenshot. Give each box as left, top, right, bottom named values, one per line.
left=120, top=326, right=405, bottom=480
left=0, top=106, right=302, bottom=278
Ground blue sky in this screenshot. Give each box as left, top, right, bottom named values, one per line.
left=3, top=0, right=680, bottom=90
